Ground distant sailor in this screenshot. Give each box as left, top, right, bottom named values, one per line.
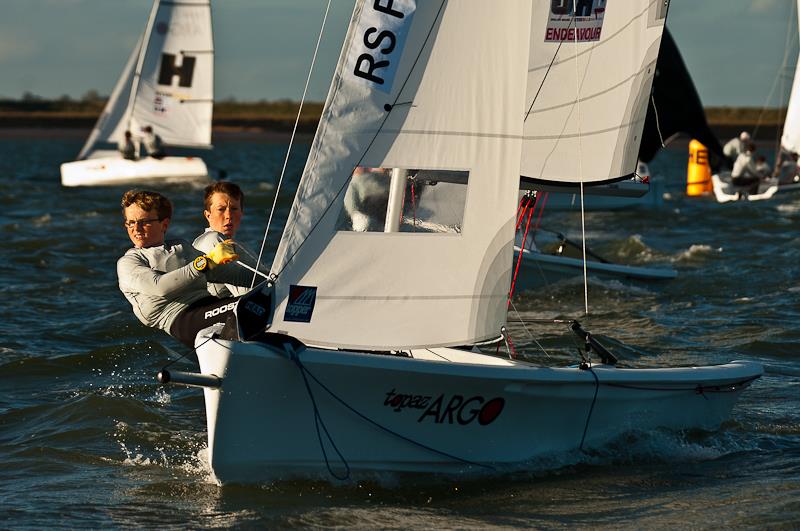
left=193, top=182, right=262, bottom=297
left=776, top=150, right=800, bottom=184
left=141, top=126, right=166, bottom=159
left=723, top=131, right=751, bottom=162
left=731, top=143, right=761, bottom=194
left=116, top=189, right=251, bottom=347
left=342, top=166, right=392, bottom=232
left=118, top=130, right=136, bottom=161
left=754, top=155, right=771, bottom=179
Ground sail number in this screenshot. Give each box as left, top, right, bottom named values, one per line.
left=348, top=0, right=416, bottom=94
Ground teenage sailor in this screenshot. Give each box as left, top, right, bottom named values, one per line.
left=193, top=181, right=264, bottom=297
left=118, top=130, right=137, bottom=161
left=141, top=126, right=166, bottom=159
left=723, top=131, right=751, bottom=162
left=117, top=189, right=251, bottom=347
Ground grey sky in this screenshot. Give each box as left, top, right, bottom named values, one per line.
left=0, top=0, right=796, bottom=107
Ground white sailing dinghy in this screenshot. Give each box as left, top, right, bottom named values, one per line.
left=60, top=0, right=213, bottom=187
left=159, top=1, right=762, bottom=483
left=539, top=161, right=664, bottom=211
left=711, top=0, right=800, bottom=202
left=513, top=225, right=676, bottom=290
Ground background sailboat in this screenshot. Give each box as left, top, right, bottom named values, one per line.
left=544, top=27, right=725, bottom=210
left=60, top=0, right=213, bottom=187
left=158, top=1, right=762, bottom=482
left=711, top=0, right=800, bottom=202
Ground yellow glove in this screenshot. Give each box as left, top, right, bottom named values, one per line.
left=205, top=239, right=239, bottom=268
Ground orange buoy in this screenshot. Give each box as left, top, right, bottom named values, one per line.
left=687, top=139, right=712, bottom=196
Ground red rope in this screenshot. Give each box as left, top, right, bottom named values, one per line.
left=506, top=331, right=518, bottom=359
left=411, top=179, right=416, bottom=231
left=532, top=191, right=548, bottom=233
left=508, top=198, right=535, bottom=306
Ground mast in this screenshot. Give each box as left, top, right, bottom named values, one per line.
left=125, top=0, right=160, bottom=135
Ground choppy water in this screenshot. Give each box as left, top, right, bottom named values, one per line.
left=1, top=134, right=798, bottom=529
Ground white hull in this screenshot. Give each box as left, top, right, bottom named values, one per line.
left=60, top=156, right=209, bottom=187
left=542, top=176, right=663, bottom=211
left=514, top=246, right=677, bottom=289
left=711, top=172, right=780, bottom=203
left=195, top=333, right=761, bottom=483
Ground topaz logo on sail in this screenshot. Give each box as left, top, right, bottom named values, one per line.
left=347, top=0, right=416, bottom=94
left=284, top=285, right=317, bottom=323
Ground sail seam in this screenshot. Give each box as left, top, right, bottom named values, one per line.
left=358, top=118, right=644, bottom=141
left=526, top=60, right=656, bottom=116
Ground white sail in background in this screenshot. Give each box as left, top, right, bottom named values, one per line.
left=269, top=0, right=531, bottom=350
left=77, top=35, right=141, bottom=160
left=78, top=0, right=213, bottom=159
left=781, top=0, right=800, bottom=154
left=129, top=0, right=214, bottom=148
left=521, top=0, right=667, bottom=185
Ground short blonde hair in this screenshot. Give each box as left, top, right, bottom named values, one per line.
left=121, top=190, right=173, bottom=220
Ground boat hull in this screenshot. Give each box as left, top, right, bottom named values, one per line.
left=711, top=172, right=780, bottom=203
left=195, top=334, right=761, bottom=483
left=513, top=246, right=676, bottom=289
left=542, top=177, right=664, bottom=211
left=60, top=156, right=209, bottom=187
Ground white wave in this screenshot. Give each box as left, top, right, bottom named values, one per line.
left=674, top=244, right=721, bottom=262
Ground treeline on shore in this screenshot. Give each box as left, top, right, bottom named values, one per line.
left=0, top=97, right=324, bottom=132
left=0, top=96, right=786, bottom=132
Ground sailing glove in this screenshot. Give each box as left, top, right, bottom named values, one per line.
left=206, top=239, right=239, bottom=268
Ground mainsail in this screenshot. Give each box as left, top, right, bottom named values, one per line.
left=638, top=28, right=725, bottom=169
left=781, top=0, right=800, bottom=154
left=77, top=36, right=141, bottom=160
left=522, top=0, right=667, bottom=186
left=267, top=0, right=667, bottom=350
left=78, top=0, right=213, bottom=159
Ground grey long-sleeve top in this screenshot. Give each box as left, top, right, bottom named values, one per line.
left=116, top=239, right=251, bottom=333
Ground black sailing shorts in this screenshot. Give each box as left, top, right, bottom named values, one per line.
left=169, top=296, right=240, bottom=348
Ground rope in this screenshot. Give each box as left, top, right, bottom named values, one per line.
left=292, top=349, right=351, bottom=480
left=159, top=335, right=215, bottom=371
left=508, top=195, right=537, bottom=305
left=532, top=191, right=548, bottom=234
left=251, top=0, right=333, bottom=288
left=286, top=345, right=495, bottom=475
left=411, top=177, right=417, bottom=231
left=272, top=1, right=448, bottom=278
left=579, top=365, right=599, bottom=451
left=571, top=3, right=589, bottom=316
left=506, top=298, right=551, bottom=359
left=650, top=94, right=665, bottom=148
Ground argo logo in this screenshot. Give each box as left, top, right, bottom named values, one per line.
left=383, top=389, right=505, bottom=426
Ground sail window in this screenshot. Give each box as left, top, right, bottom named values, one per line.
left=337, top=167, right=469, bottom=234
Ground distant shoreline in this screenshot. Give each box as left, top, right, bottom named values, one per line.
left=0, top=105, right=785, bottom=142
